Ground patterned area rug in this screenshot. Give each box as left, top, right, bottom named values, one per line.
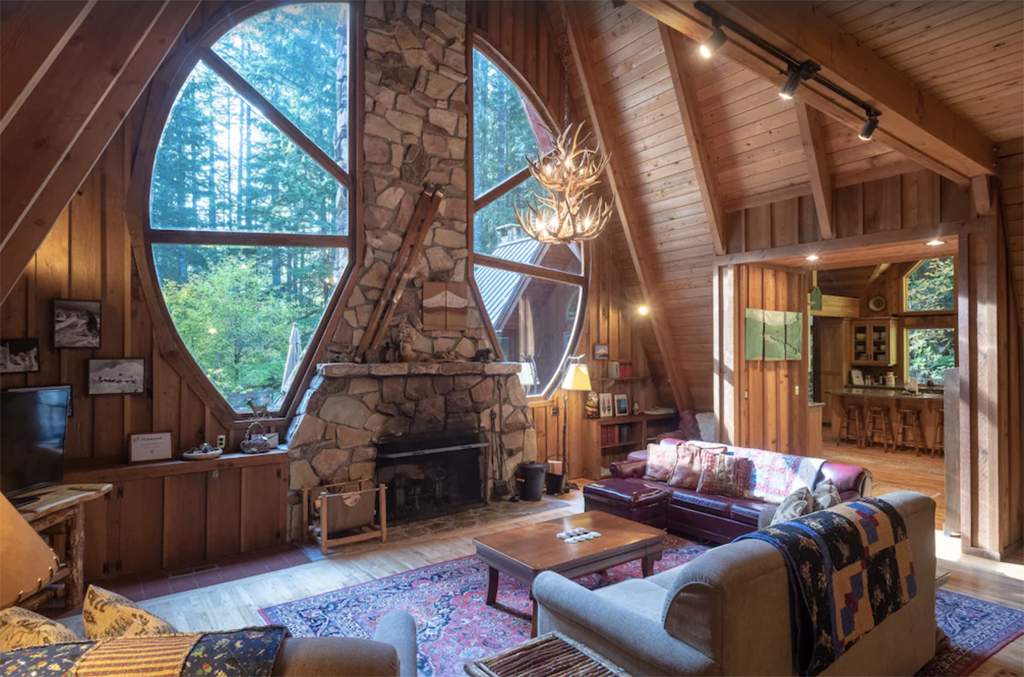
left=260, top=541, right=1023, bottom=677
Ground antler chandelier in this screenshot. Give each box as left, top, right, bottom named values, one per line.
left=514, top=124, right=612, bottom=244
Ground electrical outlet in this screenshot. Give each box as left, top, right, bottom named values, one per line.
left=216, top=434, right=226, bottom=449
left=795, top=385, right=800, bottom=395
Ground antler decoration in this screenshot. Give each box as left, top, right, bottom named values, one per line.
left=515, top=123, right=613, bottom=244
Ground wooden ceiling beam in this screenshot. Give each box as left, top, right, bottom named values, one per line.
left=660, top=25, right=724, bottom=255
left=0, top=0, right=198, bottom=304
left=867, top=263, right=891, bottom=284
left=793, top=101, right=834, bottom=240
left=631, top=1, right=992, bottom=186
left=561, top=0, right=693, bottom=411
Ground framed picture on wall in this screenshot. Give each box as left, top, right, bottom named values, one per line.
left=598, top=393, right=613, bottom=418
left=614, top=394, right=629, bottom=417
left=0, top=338, right=40, bottom=373
left=593, top=344, right=609, bottom=360
left=54, top=300, right=101, bottom=349
left=88, top=359, right=145, bottom=395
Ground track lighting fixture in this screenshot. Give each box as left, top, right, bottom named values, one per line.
left=699, top=24, right=727, bottom=59
left=779, top=63, right=817, bottom=100
left=858, top=115, right=880, bottom=141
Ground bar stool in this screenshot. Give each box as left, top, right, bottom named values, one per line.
left=895, top=408, right=928, bottom=456
left=932, top=409, right=944, bottom=458
left=838, top=404, right=865, bottom=447
left=864, top=406, right=896, bottom=453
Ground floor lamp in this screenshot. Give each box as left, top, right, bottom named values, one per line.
left=558, top=357, right=592, bottom=494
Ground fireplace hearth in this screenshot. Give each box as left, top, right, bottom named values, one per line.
left=375, top=431, right=488, bottom=524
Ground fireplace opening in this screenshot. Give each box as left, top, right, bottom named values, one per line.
left=375, top=431, right=488, bottom=525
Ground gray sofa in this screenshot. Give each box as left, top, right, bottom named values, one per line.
left=272, top=610, right=417, bottom=677
left=534, top=492, right=936, bottom=676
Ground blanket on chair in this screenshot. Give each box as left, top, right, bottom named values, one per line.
left=737, top=497, right=917, bottom=676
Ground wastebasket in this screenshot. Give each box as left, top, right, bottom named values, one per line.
left=517, top=462, right=547, bottom=501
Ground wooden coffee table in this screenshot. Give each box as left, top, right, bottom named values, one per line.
left=473, top=511, right=666, bottom=637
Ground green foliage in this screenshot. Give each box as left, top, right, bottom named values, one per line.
left=906, top=257, right=954, bottom=311
left=907, top=328, right=955, bottom=384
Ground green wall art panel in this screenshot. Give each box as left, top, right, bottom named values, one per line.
left=763, top=310, right=787, bottom=361
left=785, top=311, right=803, bottom=360
left=745, top=308, right=764, bottom=361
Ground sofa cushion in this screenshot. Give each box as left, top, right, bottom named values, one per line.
left=82, top=585, right=177, bottom=640
left=770, top=487, right=814, bottom=526
left=666, top=444, right=718, bottom=490
left=729, top=497, right=773, bottom=526
left=0, top=607, right=82, bottom=651
left=696, top=453, right=753, bottom=498
left=670, top=488, right=733, bottom=518
left=644, top=441, right=680, bottom=483
left=593, top=579, right=668, bottom=623
left=812, top=479, right=842, bottom=510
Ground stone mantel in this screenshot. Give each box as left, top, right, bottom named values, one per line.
left=317, top=362, right=522, bottom=378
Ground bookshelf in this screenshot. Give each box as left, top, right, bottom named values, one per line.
left=580, top=412, right=680, bottom=480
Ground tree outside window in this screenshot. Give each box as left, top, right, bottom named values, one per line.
left=907, top=328, right=955, bottom=384
left=903, top=257, right=956, bottom=385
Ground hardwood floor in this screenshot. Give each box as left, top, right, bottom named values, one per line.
left=66, top=482, right=1022, bottom=675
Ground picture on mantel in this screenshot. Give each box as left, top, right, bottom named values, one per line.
left=423, top=282, right=469, bottom=331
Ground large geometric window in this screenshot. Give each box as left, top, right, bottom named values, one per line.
left=902, top=257, right=956, bottom=385
left=472, top=48, right=585, bottom=396
left=904, top=257, right=955, bottom=312
left=150, top=4, right=353, bottom=414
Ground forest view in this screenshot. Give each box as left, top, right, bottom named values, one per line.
left=905, top=257, right=956, bottom=384
left=150, top=4, right=350, bottom=411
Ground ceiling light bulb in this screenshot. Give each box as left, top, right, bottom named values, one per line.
left=638, top=305, right=649, bottom=316
left=699, top=25, right=727, bottom=59
left=806, top=254, right=820, bottom=262
left=779, top=67, right=803, bottom=100
left=544, top=164, right=553, bottom=176
left=208, top=327, right=218, bottom=334
left=859, top=115, right=879, bottom=141
left=926, top=239, right=945, bottom=246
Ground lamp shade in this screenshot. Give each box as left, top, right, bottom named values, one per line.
left=519, top=362, right=537, bottom=387
left=561, top=363, right=592, bottom=392
left=0, top=494, right=60, bottom=609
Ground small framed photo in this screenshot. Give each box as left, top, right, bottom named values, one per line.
left=10, top=385, right=73, bottom=417
left=851, top=369, right=864, bottom=386
left=598, top=393, right=614, bottom=418
left=0, top=338, right=40, bottom=373
left=130, top=432, right=172, bottom=463
left=88, top=358, right=145, bottom=395
left=593, top=343, right=609, bottom=360
left=614, top=394, right=629, bottom=417
left=54, top=300, right=101, bottom=348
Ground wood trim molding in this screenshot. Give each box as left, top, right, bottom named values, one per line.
left=474, top=254, right=586, bottom=287
left=794, top=101, right=834, bottom=240
left=147, top=230, right=351, bottom=248
left=630, top=1, right=985, bottom=186
left=660, top=24, right=724, bottom=255
left=474, top=166, right=532, bottom=211
left=562, top=0, right=692, bottom=410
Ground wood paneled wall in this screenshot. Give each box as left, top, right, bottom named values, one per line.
left=997, top=138, right=1023, bottom=319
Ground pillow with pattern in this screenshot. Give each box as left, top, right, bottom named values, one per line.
left=643, top=441, right=680, bottom=482
left=812, top=479, right=842, bottom=510
left=695, top=452, right=753, bottom=498
left=0, top=607, right=83, bottom=651
left=770, top=487, right=814, bottom=526
left=667, top=444, right=725, bottom=489
left=82, top=586, right=176, bottom=640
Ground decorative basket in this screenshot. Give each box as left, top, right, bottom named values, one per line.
left=240, top=420, right=272, bottom=454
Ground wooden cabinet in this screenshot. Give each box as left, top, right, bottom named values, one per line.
left=70, top=451, right=287, bottom=581
left=851, top=318, right=897, bottom=366
left=580, top=413, right=680, bottom=480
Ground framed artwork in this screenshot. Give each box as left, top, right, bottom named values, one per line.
left=11, top=385, right=72, bottom=417
left=593, top=344, right=609, bottom=360
left=614, top=394, right=629, bottom=417
left=0, top=338, right=40, bottom=373
left=744, top=308, right=764, bottom=361
left=785, top=311, right=803, bottom=360
left=763, top=310, right=787, bottom=361
left=130, top=432, right=172, bottom=463
left=851, top=369, right=864, bottom=386
left=88, top=359, right=145, bottom=395
left=598, top=393, right=613, bottom=418
left=54, top=300, right=101, bottom=349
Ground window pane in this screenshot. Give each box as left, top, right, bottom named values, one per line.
left=905, top=257, right=954, bottom=311
left=907, top=328, right=955, bottom=385
left=212, top=3, right=350, bottom=170
left=474, top=176, right=583, bottom=274
left=152, top=61, right=348, bottom=234
left=154, top=244, right=348, bottom=411
left=473, top=49, right=540, bottom=197
left=475, top=265, right=581, bottom=395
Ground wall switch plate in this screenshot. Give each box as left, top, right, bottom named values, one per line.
left=216, top=434, right=226, bottom=449
left=795, top=385, right=800, bottom=395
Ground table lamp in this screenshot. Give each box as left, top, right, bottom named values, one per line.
left=554, top=358, right=591, bottom=494
left=0, top=493, right=60, bottom=609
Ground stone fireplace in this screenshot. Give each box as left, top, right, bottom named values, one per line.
left=285, top=362, right=537, bottom=539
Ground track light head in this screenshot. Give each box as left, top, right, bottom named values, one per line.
left=700, top=25, right=727, bottom=59
left=858, top=115, right=880, bottom=141
left=779, top=67, right=803, bottom=100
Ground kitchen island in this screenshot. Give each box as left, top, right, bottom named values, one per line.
left=826, top=387, right=944, bottom=452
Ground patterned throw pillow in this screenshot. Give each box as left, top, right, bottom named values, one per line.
left=667, top=444, right=725, bottom=489
left=812, top=479, right=842, bottom=510
left=770, top=487, right=814, bottom=525
left=82, top=586, right=176, bottom=640
left=643, top=441, right=680, bottom=482
left=0, top=607, right=83, bottom=651
left=695, top=453, right=753, bottom=498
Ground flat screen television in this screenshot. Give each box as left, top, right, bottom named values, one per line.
left=1, top=385, right=71, bottom=502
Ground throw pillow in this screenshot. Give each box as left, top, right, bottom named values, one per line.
left=82, top=585, right=176, bottom=640
left=0, top=607, right=83, bottom=651
left=812, top=479, right=842, bottom=510
left=668, top=444, right=726, bottom=489
left=695, top=453, right=753, bottom=498
left=770, top=487, right=814, bottom=526
left=644, top=441, right=680, bottom=482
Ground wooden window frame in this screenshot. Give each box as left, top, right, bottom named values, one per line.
left=467, top=33, right=589, bottom=401
left=902, top=256, right=958, bottom=315
left=125, top=2, right=361, bottom=426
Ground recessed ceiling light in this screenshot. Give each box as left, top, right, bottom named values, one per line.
left=638, top=305, right=649, bottom=316
left=926, top=239, right=945, bottom=246
left=806, top=254, right=820, bottom=261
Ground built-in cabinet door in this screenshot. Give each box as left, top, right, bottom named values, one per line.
left=163, top=473, right=208, bottom=570
left=241, top=465, right=285, bottom=551
left=118, top=478, right=164, bottom=576
left=82, top=494, right=110, bottom=582
left=206, top=468, right=242, bottom=559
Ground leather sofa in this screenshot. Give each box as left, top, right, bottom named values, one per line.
left=536, top=492, right=936, bottom=676
left=585, top=448, right=872, bottom=543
